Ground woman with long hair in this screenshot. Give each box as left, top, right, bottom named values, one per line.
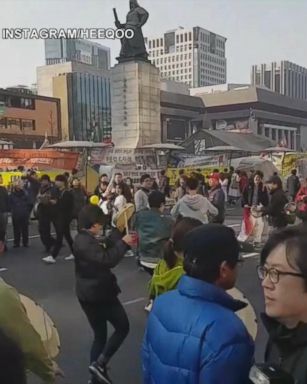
left=112, top=182, right=133, bottom=228
left=148, top=217, right=202, bottom=304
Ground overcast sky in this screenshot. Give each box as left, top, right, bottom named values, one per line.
left=1, top=0, right=307, bottom=88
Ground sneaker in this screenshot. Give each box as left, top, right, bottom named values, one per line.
left=125, top=250, right=134, bottom=257
left=64, top=254, right=75, bottom=261
left=89, top=363, right=112, bottom=384
left=42, top=255, right=56, bottom=264
left=144, top=299, right=153, bottom=313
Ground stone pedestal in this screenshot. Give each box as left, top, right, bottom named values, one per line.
left=111, top=60, right=161, bottom=148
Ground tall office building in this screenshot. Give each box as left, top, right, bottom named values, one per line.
left=251, top=61, right=307, bottom=101
left=45, top=38, right=110, bottom=70
left=145, top=26, right=227, bottom=88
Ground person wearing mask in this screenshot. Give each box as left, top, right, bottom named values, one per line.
left=171, top=177, right=218, bottom=224
left=36, top=175, right=57, bottom=254
left=9, top=180, right=31, bottom=248
left=208, top=173, right=225, bottom=224
left=257, top=227, right=307, bottom=384
left=263, top=175, right=288, bottom=230
left=242, top=171, right=269, bottom=247
left=142, top=224, right=254, bottom=383
left=148, top=217, right=202, bottom=301
left=0, top=175, right=9, bottom=251
left=73, top=205, right=136, bottom=384
left=0, top=278, right=62, bottom=383
left=42, top=174, right=74, bottom=264
left=94, top=174, right=109, bottom=199
left=71, top=178, right=87, bottom=222
left=286, top=169, right=300, bottom=202
left=134, top=174, right=152, bottom=212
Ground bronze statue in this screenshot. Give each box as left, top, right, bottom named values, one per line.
left=113, top=0, right=149, bottom=62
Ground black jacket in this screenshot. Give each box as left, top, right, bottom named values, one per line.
left=9, top=189, right=31, bottom=218
left=53, top=188, right=73, bottom=221
left=263, top=313, right=307, bottom=384
left=0, top=186, right=9, bottom=213
left=242, top=182, right=269, bottom=207
left=73, top=229, right=129, bottom=302
left=262, top=188, right=288, bottom=228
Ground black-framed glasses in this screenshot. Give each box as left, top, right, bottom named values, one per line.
left=257, top=265, right=304, bottom=284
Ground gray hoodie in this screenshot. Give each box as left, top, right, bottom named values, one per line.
left=171, top=194, right=218, bottom=224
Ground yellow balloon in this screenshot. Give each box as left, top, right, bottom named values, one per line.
left=89, top=195, right=100, bottom=205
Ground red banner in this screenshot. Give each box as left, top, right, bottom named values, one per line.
left=0, top=150, right=79, bottom=170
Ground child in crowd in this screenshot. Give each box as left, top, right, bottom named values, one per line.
left=148, top=217, right=202, bottom=304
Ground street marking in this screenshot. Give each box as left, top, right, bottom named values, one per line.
left=242, top=253, right=259, bottom=259
left=123, top=297, right=145, bottom=306
left=0, top=268, right=8, bottom=272
left=7, top=233, right=53, bottom=242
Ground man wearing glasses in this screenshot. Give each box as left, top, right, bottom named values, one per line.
left=257, top=226, right=307, bottom=384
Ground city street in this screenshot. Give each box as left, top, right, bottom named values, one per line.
left=0, top=211, right=267, bottom=384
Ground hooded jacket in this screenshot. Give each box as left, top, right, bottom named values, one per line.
left=142, top=276, right=255, bottom=384
left=262, top=313, right=307, bottom=384
left=171, top=193, right=218, bottom=223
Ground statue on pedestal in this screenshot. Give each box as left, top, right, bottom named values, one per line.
left=113, top=0, right=149, bottom=62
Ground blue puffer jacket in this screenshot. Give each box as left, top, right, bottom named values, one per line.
left=142, top=275, right=254, bottom=384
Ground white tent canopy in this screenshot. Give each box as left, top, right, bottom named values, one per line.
left=48, top=141, right=110, bottom=149
left=230, top=157, right=278, bottom=180
left=140, top=143, right=184, bottom=150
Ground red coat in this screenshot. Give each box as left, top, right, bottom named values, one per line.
left=295, top=186, right=307, bottom=202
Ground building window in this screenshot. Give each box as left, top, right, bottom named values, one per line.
left=184, top=33, right=187, bottom=42
left=176, top=35, right=179, bottom=44
left=265, top=127, right=270, bottom=137
left=149, top=40, right=151, bottom=49
left=7, top=118, right=21, bottom=130
left=153, top=40, right=155, bottom=48
left=180, top=34, right=183, bottom=43
left=257, top=125, right=263, bottom=135
left=22, top=119, right=35, bottom=130
left=271, top=128, right=276, bottom=140
left=0, top=118, right=6, bottom=129
left=189, top=32, right=192, bottom=41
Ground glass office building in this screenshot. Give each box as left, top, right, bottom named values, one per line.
left=67, top=72, right=111, bottom=142
left=45, top=39, right=110, bottom=70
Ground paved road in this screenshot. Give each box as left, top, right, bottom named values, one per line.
left=0, top=211, right=267, bottom=384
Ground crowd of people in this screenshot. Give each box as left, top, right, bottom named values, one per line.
left=1, top=166, right=307, bottom=383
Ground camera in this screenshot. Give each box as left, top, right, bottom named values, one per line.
left=249, top=364, right=294, bottom=384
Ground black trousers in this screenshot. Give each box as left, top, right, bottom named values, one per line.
left=38, top=213, right=55, bottom=252
left=51, top=217, right=73, bottom=258
left=12, top=215, right=29, bottom=246
left=79, top=298, right=130, bottom=365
